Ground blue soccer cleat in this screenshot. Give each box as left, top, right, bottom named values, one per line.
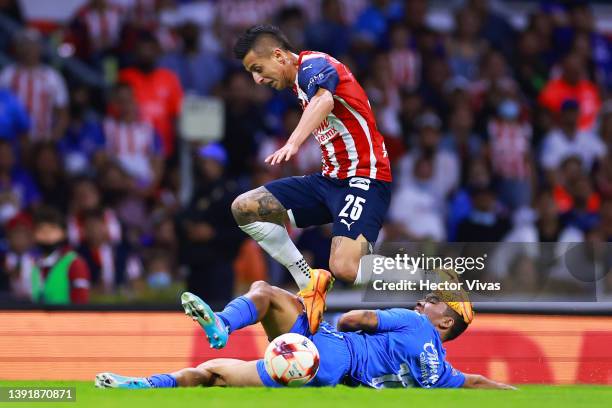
left=95, top=372, right=152, bottom=389
left=181, top=292, right=228, bottom=349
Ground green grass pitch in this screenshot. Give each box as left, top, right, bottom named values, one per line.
left=0, top=381, right=610, bottom=408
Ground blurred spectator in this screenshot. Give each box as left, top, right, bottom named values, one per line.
left=31, top=207, right=90, bottom=304
left=159, top=22, right=225, bottom=96
left=387, top=155, right=445, bottom=241
left=102, top=83, right=164, bottom=190
left=468, top=0, right=514, bottom=59
left=418, top=57, right=451, bottom=118
left=363, top=52, right=401, bottom=138
left=397, top=112, right=459, bottom=200
left=69, top=0, right=124, bottom=65
left=0, top=87, right=30, bottom=143
left=0, top=140, right=39, bottom=225
left=59, top=85, right=105, bottom=175
left=305, top=0, right=351, bottom=58
left=487, top=98, right=533, bottom=209
left=447, top=157, right=492, bottom=241
left=553, top=2, right=612, bottom=92
left=221, top=71, right=267, bottom=179
left=97, top=162, right=148, bottom=246
left=176, top=143, right=244, bottom=304
left=144, top=249, right=175, bottom=290
left=540, top=99, right=606, bottom=182
left=560, top=173, right=600, bottom=233
left=387, top=23, right=420, bottom=90
left=276, top=6, right=307, bottom=52
left=456, top=184, right=511, bottom=242
left=77, top=208, right=142, bottom=295
left=446, top=7, right=487, bottom=81
left=440, top=104, right=482, bottom=181
left=0, top=0, right=23, bottom=24
left=67, top=177, right=122, bottom=247
left=538, top=52, right=601, bottom=131
left=119, top=32, right=183, bottom=157
left=352, top=0, right=403, bottom=49
left=1, top=213, right=35, bottom=299
left=552, top=156, right=600, bottom=215
left=0, top=29, right=69, bottom=142
left=513, top=29, right=550, bottom=101
left=30, top=142, right=70, bottom=212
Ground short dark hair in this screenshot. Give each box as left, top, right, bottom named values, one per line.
left=233, top=24, right=292, bottom=60
left=33, top=206, right=66, bottom=230
left=444, top=305, right=468, bottom=341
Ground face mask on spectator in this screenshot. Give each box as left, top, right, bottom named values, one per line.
left=36, top=241, right=64, bottom=256
left=498, top=100, right=519, bottom=120
left=147, top=271, right=172, bottom=289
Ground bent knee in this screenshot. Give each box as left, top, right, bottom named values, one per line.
left=329, top=256, right=358, bottom=283
left=249, top=280, right=272, bottom=295
left=231, top=192, right=255, bottom=224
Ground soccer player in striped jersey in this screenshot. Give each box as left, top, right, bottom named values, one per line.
left=230, top=25, right=393, bottom=333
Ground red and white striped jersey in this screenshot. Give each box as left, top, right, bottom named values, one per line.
left=293, top=51, right=392, bottom=182
left=389, top=48, right=421, bottom=90
left=488, top=119, right=532, bottom=180
left=0, top=64, right=68, bottom=140
left=103, top=117, right=162, bottom=183
left=75, top=2, right=124, bottom=50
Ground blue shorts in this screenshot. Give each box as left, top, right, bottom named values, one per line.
left=256, top=314, right=352, bottom=387
left=265, top=174, right=391, bottom=242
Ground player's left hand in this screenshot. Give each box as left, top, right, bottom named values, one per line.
left=265, top=142, right=298, bottom=166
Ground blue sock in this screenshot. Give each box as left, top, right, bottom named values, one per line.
left=147, top=374, right=177, bottom=388
left=217, top=296, right=258, bottom=334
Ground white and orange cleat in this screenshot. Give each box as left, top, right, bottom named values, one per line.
left=297, top=269, right=334, bottom=334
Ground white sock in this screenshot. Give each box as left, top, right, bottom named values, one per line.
left=240, top=221, right=311, bottom=289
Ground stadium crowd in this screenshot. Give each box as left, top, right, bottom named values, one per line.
left=0, top=0, right=611, bottom=305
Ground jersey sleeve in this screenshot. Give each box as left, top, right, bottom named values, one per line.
left=376, top=308, right=423, bottom=332
left=434, top=362, right=466, bottom=388
left=298, top=57, right=340, bottom=100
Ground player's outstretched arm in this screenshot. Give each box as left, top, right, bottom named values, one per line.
left=266, top=87, right=334, bottom=165
left=462, top=373, right=517, bottom=390
left=337, top=310, right=378, bottom=332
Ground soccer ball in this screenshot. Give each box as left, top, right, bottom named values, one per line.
left=263, top=333, right=320, bottom=387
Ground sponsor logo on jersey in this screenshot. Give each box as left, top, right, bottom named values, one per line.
left=419, top=341, right=441, bottom=387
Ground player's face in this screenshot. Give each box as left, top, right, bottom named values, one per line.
left=415, top=294, right=451, bottom=325
left=243, top=48, right=292, bottom=90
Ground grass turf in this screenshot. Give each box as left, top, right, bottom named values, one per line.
left=0, top=381, right=610, bottom=408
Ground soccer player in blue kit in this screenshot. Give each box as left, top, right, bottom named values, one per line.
left=96, top=282, right=514, bottom=390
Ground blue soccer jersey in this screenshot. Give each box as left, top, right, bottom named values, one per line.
left=342, top=309, right=466, bottom=388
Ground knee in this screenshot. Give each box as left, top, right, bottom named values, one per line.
left=249, top=280, right=272, bottom=298
left=329, top=255, right=358, bottom=283
left=231, top=192, right=255, bottom=225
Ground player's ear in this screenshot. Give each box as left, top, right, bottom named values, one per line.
left=273, top=48, right=285, bottom=64
left=439, top=315, right=454, bottom=331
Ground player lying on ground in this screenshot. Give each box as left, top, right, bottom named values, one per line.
left=230, top=25, right=394, bottom=332
left=96, top=281, right=514, bottom=389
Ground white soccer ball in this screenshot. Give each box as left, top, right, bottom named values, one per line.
left=263, top=333, right=320, bottom=387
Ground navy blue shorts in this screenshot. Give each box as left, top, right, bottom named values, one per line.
left=265, top=174, right=391, bottom=242
left=256, top=314, right=352, bottom=387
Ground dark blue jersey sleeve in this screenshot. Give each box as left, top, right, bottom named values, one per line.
left=297, top=57, right=340, bottom=100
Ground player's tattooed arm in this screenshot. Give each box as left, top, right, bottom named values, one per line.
left=231, top=187, right=288, bottom=225
left=337, top=310, right=378, bottom=332
left=462, top=374, right=517, bottom=390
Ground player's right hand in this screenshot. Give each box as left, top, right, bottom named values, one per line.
left=265, top=142, right=298, bottom=166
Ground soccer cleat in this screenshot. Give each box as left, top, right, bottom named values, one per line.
left=297, top=269, right=334, bottom=334
left=181, top=292, right=228, bottom=349
left=95, top=372, right=151, bottom=389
